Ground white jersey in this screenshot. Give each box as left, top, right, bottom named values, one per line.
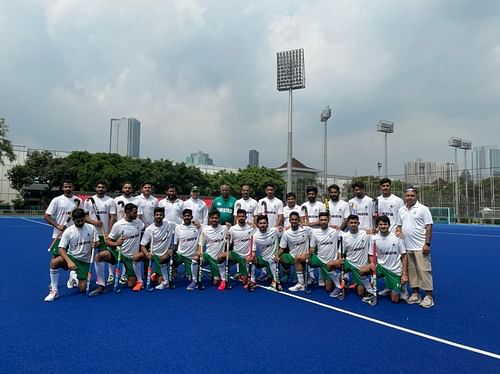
left=141, top=220, right=176, bottom=257
left=283, top=204, right=304, bottom=228
left=327, top=199, right=350, bottom=228
left=252, top=227, right=279, bottom=260
left=200, top=224, right=227, bottom=258
left=370, top=232, right=406, bottom=275
left=108, top=218, right=144, bottom=257
left=398, top=201, right=433, bottom=251
left=310, top=227, right=340, bottom=263
left=376, top=194, right=404, bottom=232
left=45, top=194, right=83, bottom=238
left=158, top=197, right=183, bottom=225
left=229, top=224, right=255, bottom=257
left=136, top=194, right=158, bottom=226
left=183, top=198, right=208, bottom=225
left=341, top=230, right=370, bottom=267
left=301, top=201, right=326, bottom=226
left=84, top=194, right=116, bottom=235
left=256, top=197, right=284, bottom=228
left=348, top=195, right=375, bottom=231
left=234, top=197, right=258, bottom=224
left=114, top=195, right=138, bottom=221
left=174, top=223, right=201, bottom=258
left=280, top=226, right=313, bottom=256
left=59, top=224, right=98, bottom=262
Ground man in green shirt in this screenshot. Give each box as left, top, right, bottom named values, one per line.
left=212, top=184, right=237, bottom=225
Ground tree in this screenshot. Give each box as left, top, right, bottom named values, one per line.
left=237, top=167, right=286, bottom=200
left=0, top=118, right=15, bottom=164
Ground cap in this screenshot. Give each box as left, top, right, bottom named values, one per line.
left=191, top=186, right=200, bottom=192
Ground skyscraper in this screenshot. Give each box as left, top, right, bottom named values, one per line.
left=109, top=118, right=141, bottom=158
left=249, top=149, right=259, bottom=167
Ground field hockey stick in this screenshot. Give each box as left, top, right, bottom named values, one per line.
left=224, top=236, right=232, bottom=289
left=168, top=233, right=176, bottom=289
left=369, top=240, right=378, bottom=306
left=372, top=197, right=379, bottom=231
left=304, top=237, right=311, bottom=294
left=197, top=233, right=205, bottom=290
left=301, top=205, right=309, bottom=225
left=146, top=231, right=155, bottom=292
left=117, top=200, right=125, bottom=219
left=338, top=236, right=346, bottom=300
left=113, top=232, right=124, bottom=294
left=324, top=193, right=330, bottom=215
left=86, top=243, right=97, bottom=296
left=261, top=201, right=267, bottom=215
left=88, top=197, right=107, bottom=249
left=247, top=235, right=254, bottom=292
left=273, top=235, right=281, bottom=291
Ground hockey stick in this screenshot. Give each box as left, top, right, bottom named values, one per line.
left=197, top=234, right=205, bottom=290
left=113, top=233, right=124, bottom=294
left=224, top=235, right=232, bottom=289
left=86, top=243, right=96, bottom=296
left=301, top=205, right=309, bottom=225
left=324, top=193, right=330, bottom=215
left=338, top=236, right=346, bottom=301
left=168, top=233, right=176, bottom=289
left=369, top=240, right=378, bottom=306
left=273, top=234, right=281, bottom=291
left=304, top=236, right=311, bottom=294
left=261, top=201, right=267, bottom=215
left=88, top=197, right=107, bottom=250
left=247, top=235, right=254, bottom=292
left=146, top=231, right=155, bottom=292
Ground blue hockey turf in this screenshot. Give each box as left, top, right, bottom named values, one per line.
left=0, top=218, right=498, bottom=373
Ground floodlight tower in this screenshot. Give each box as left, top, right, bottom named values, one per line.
left=320, top=105, right=332, bottom=194
left=277, top=48, right=305, bottom=193
left=460, top=139, right=472, bottom=219
left=448, top=137, right=463, bottom=221
left=377, top=120, right=394, bottom=177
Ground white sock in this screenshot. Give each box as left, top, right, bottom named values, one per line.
left=95, top=262, right=105, bottom=286
left=69, top=269, right=77, bottom=281
left=309, top=267, right=315, bottom=279
left=261, top=268, right=267, bottom=276
left=250, top=265, right=255, bottom=283
left=160, top=263, right=169, bottom=283
left=121, top=263, right=126, bottom=277
left=269, top=262, right=278, bottom=282
left=218, top=263, right=226, bottom=280
left=297, top=271, right=304, bottom=285
left=329, top=271, right=341, bottom=288
left=108, top=264, right=115, bottom=277
left=50, top=269, right=59, bottom=290
left=191, top=261, right=199, bottom=281
left=133, top=262, right=143, bottom=282
left=361, top=276, right=374, bottom=293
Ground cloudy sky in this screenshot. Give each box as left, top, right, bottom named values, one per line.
left=1, top=0, right=500, bottom=176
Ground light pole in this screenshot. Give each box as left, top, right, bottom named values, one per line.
left=448, top=137, right=462, bottom=222
left=320, top=105, right=332, bottom=194
left=377, top=120, right=394, bottom=177
left=460, top=139, right=472, bottom=221
left=377, top=162, right=382, bottom=178
left=277, top=48, right=306, bottom=193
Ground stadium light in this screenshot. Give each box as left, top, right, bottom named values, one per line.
left=320, top=105, right=332, bottom=194
left=448, top=137, right=463, bottom=221
left=277, top=48, right=305, bottom=193
left=460, top=139, right=472, bottom=220
left=377, top=120, right=394, bottom=177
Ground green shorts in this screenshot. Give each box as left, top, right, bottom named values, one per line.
left=108, top=248, right=135, bottom=277
left=280, top=253, right=295, bottom=266
left=68, top=254, right=90, bottom=280
left=229, top=252, right=248, bottom=276
left=376, top=264, right=402, bottom=292
left=255, top=256, right=272, bottom=274
left=202, top=253, right=220, bottom=277
left=344, top=259, right=364, bottom=285
left=98, top=235, right=107, bottom=251
left=309, top=254, right=328, bottom=281
left=49, top=238, right=61, bottom=257
left=175, top=253, right=193, bottom=277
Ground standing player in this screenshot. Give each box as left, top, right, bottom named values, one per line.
left=398, top=187, right=434, bottom=308
left=348, top=181, right=375, bottom=234
left=212, top=184, right=237, bottom=225
left=175, top=209, right=202, bottom=291
left=280, top=212, right=313, bottom=292
left=90, top=203, right=145, bottom=295
left=158, top=184, right=183, bottom=225
left=233, top=184, right=258, bottom=225
left=363, top=215, right=408, bottom=303
left=301, top=186, right=325, bottom=229
left=255, top=183, right=284, bottom=229
left=326, top=184, right=350, bottom=231
left=183, top=186, right=208, bottom=226
left=252, top=214, right=281, bottom=289
left=137, top=182, right=158, bottom=227
left=283, top=192, right=303, bottom=229
left=44, top=180, right=82, bottom=287
left=84, top=180, right=116, bottom=252
left=229, top=209, right=256, bottom=290
left=376, top=178, right=404, bottom=233
left=44, top=208, right=99, bottom=301
left=140, top=207, right=176, bottom=290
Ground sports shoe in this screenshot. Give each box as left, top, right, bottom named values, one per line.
left=44, top=289, right=58, bottom=302
left=155, top=280, right=169, bottom=290
left=419, top=295, right=434, bottom=308
left=378, top=288, right=391, bottom=297
left=288, top=283, right=305, bottom=292
left=362, top=293, right=376, bottom=303
left=186, top=280, right=197, bottom=291
left=217, top=280, right=226, bottom=291
left=66, top=270, right=78, bottom=289
left=119, top=274, right=128, bottom=285
left=106, top=274, right=114, bottom=285
left=271, top=281, right=283, bottom=291
left=132, top=281, right=144, bottom=292
left=407, top=293, right=422, bottom=304
left=329, top=288, right=342, bottom=298
left=307, top=277, right=315, bottom=286
left=150, top=273, right=157, bottom=283
left=89, top=285, right=105, bottom=297
left=257, top=271, right=268, bottom=281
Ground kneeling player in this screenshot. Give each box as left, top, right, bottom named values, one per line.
left=252, top=214, right=281, bottom=290
left=229, top=209, right=255, bottom=290
left=175, top=209, right=202, bottom=291
left=360, top=215, right=408, bottom=303
left=90, top=203, right=145, bottom=295
left=140, top=207, right=176, bottom=290
left=44, top=208, right=99, bottom=301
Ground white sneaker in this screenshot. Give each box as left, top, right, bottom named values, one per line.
left=329, top=288, right=342, bottom=298
left=106, top=274, right=114, bottom=285
left=288, top=283, right=305, bottom=292
left=419, top=295, right=434, bottom=308
left=44, top=289, right=58, bottom=302
left=407, top=293, right=422, bottom=304
left=308, top=277, right=316, bottom=286
left=66, top=270, right=78, bottom=289
left=155, top=280, right=169, bottom=290
left=119, top=274, right=128, bottom=285
left=378, top=288, right=391, bottom=297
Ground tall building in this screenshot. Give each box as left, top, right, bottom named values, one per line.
left=249, top=149, right=259, bottom=167
left=109, top=118, right=141, bottom=158
left=473, top=145, right=500, bottom=180
left=404, top=159, right=453, bottom=185
left=186, top=151, right=214, bottom=166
